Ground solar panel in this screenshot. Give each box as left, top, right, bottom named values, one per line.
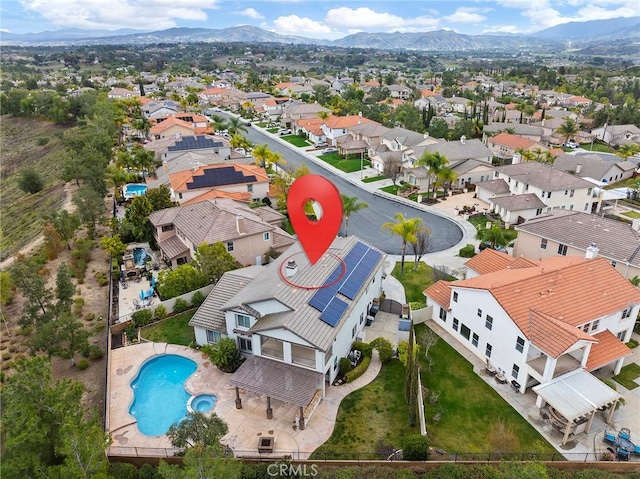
left=339, top=248, right=382, bottom=299
left=308, top=264, right=342, bottom=311
left=319, top=297, right=348, bottom=327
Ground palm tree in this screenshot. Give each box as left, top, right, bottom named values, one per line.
left=341, top=194, right=368, bottom=236
left=132, top=117, right=151, bottom=140
left=252, top=143, right=270, bottom=168
left=382, top=213, right=422, bottom=274
left=266, top=150, right=286, bottom=172
left=616, top=144, right=640, bottom=160
left=629, top=276, right=640, bottom=287
left=557, top=118, right=578, bottom=147
left=317, top=111, right=330, bottom=121
left=477, top=225, right=509, bottom=250
left=227, top=117, right=248, bottom=136
left=437, top=167, right=458, bottom=197
left=416, top=151, right=447, bottom=200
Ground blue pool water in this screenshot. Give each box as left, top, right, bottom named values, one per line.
left=132, top=247, right=149, bottom=266
left=124, top=183, right=148, bottom=198
left=129, top=355, right=197, bottom=436
left=188, top=394, right=218, bottom=413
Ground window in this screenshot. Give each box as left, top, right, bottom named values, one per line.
left=247, top=184, right=253, bottom=193
left=622, top=309, right=631, bottom=319
left=587, top=187, right=593, bottom=195
left=452, top=292, right=458, bottom=303
left=515, top=181, right=519, bottom=188
left=477, top=308, right=482, bottom=317
left=536, top=208, right=543, bottom=215
left=557, top=244, right=567, bottom=256
left=485, top=315, right=493, bottom=330
left=238, top=337, right=252, bottom=352
left=584, top=203, right=589, bottom=211
left=460, top=324, right=471, bottom=340
left=591, top=320, right=599, bottom=331
left=569, top=205, right=574, bottom=210
left=206, top=330, right=221, bottom=343
left=582, top=324, right=590, bottom=333
left=334, top=356, right=338, bottom=370
left=570, top=189, right=575, bottom=198
left=439, top=307, right=447, bottom=322
left=352, top=324, right=357, bottom=338
left=235, top=314, right=251, bottom=328
left=516, top=336, right=525, bottom=353
left=540, top=238, right=547, bottom=250
left=263, top=232, right=270, bottom=241
left=525, top=183, right=529, bottom=191
left=494, top=171, right=499, bottom=178
left=617, top=330, right=627, bottom=341
left=547, top=192, right=552, bottom=199
left=611, top=260, right=617, bottom=268
left=360, top=313, right=364, bottom=325
left=161, top=224, right=174, bottom=232
left=226, top=241, right=234, bottom=252
left=452, top=318, right=459, bottom=331
left=472, top=333, right=479, bottom=347
left=486, top=343, right=493, bottom=358
left=511, top=364, right=520, bottom=379
left=564, top=190, right=568, bottom=196
left=178, top=192, right=183, bottom=199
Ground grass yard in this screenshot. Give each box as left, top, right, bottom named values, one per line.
left=391, top=261, right=455, bottom=303
left=380, top=184, right=401, bottom=195
left=583, top=143, right=616, bottom=154
left=318, top=154, right=370, bottom=173
left=612, top=362, right=640, bottom=390
left=361, top=174, right=387, bottom=183
left=621, top=210, right=640, bottom=219
left=280, top=135, right=310, bottom=147
left=140, top=310, right=196, bottom=346
left=415, top=324, right=556, bottom=454
left=310, top=360, right=418, bottom=459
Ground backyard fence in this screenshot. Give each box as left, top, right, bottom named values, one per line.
left=411, top=306, right=431, bottom=324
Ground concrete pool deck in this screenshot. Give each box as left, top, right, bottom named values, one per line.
left=107, top=342, right=382, bottom=459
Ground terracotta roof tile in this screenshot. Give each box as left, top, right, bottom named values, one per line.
left=424, top=280, right=452, bottom=310
left=169, top=163, right=268, bottom=192
left=528, top=310, right=595, bottom=358
left=325, top=115, right=373, bottom=129
left=586, top=330, right=633, bottom=371
left=150, top=116, right=195, bottom=134
left=465, top=248, right=539, bottom=275
left=181, top=190, right=252, bottom=205
left=491, top=132, right=536, bottom=150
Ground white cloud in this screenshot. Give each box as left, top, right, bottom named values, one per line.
left=234, top=8, right=263, bottom=20
left=482, top=25, right=521, bottom=34
left=0, top=28, right=10, bottom=33
left=443, top=7, right=488, bottom=24
left=324, top=7, right=439, bottom=32
left=19, top=0, right=219, bottom=30
left=270, top=15, right=334, bottom=37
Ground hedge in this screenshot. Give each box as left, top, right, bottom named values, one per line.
left=345, top=355, right=371, bottom=383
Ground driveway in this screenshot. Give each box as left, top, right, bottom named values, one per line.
left=224, top=116, right=465, bottom=255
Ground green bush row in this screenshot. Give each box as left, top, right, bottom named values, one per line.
left=345, top=355, right=371, bottom=383
left=459, top=244, right=476, bottom=258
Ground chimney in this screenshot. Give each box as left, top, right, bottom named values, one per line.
left=285, top=260, right=298, bottom=277
left=576, top=164, right=582, bottom=174
left=236, top=215, right=245, bottom=235
left=632, top=219, right=640, bottom=232
left=460, top=135, right=466, bottom=145
left=162, top=160, right=168, bottom=172
left=513, top=152, right=522, bottom=164
left=585, top=243, right=599, bottom=259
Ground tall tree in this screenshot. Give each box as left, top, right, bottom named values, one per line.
left=341, top=194, right=368, bottom=236
left=73, top=187, right=105, bottom=237
left=383, top=157, right=403, bottom=187
left=146, top=185, right=174, bottom=211
left=31, top=313, right=89, bottom=366
left=55, top=263, right=75, bottom=312
left=428, top=118, right=449, bottom=139
left=46, top=210, right=81, bottom=250
left=557, top=118, right=579, bottom=146
left=417, top=151, right=448, bottom=199
left=252, top=143, right=270, bottom=168
left=10, top=260, right=54, bottom=327
left=167, top=411, right=229, bottom=449
left=477, top=224, right=509, bottom=250
left=408, top=226, right=432, bottom=270
left=227, top=117, right=248, bottom=136
left=382, top=213, right=422, bottom=274
left=616, top=143, right=640, bottom=160
left=124, top=195, right=154, bottom=241
left=193, top=242, right=239, bottom=284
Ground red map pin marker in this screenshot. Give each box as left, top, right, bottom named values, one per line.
left=287, top=175, right=343, bottom=265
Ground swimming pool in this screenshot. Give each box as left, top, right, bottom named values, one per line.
left=132, top=247, right=149, bottom=266
left=129, top=355, right=197, bottom=436
left=188, top=394, right=218, bottom=413
left=123, top=183, right=148, bottom=199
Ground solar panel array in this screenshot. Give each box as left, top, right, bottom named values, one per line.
left=168, top=135, right=224, bottom=152
left=187, top=166, right=257, bottom=189
left=309, top=241, right=382, bottom=328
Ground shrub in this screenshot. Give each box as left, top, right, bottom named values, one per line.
left=202, top=338, right=243, bottom=373
left=85, top=312, right=96, bottom=322
left=76, top=359, right=89, bottom=370
left=108, top=462, right=138, bottom=479
left=153, top=304, right=168, bottom=320
left=352, top=341, right=373, bottom=357
left=88, top=345, right=103, bottom=360
left=339, top=357, right=353, bottom=377
left=459, top=244, right=476, bottom=258
left=73, top=297, right=85, bottom=316
left=138, top=463, right=160, bottom=479
left=36, top=136, right=49, bottom=146
left=124, top=323, right=138, bottom=342
left=94, top=271, right=108, bottom=286
left=402, top=434, right=429, bottom=461
left=191, top=291, right=205, bottom=308
left=370, top=337, right=393, bottom=363
left=18, top=168, right=44, bottom=194
left=173, top=298, right=188, bottom=313
left=131, top=309, right=153, bottom=328
left=345, top=355, right=371, bottom=383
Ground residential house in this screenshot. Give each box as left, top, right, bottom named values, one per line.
left=149, top=199, right=294, bottom=268
left=145, top=135, right=232, bottom=163
left=281, top=104, right=332, bottom=127
left=369, top=127, right=436, bottom=173
left=553, top=153, right=636, bottom=184
left=387, top=84, right=413, bottom=100
left=514, top=210, right=640, bottom=279
left=107, top=87, right=137, bottom=99
left=483, top=124, right=544, bottom=143
left=425, top=250, right=640, bottom=443
left=189, top=236, right=385, bottom=418
left=464, top=248, right=537, bottom=278
left=446, top=96, right=471, bottom=114
left=168, top=163, right=270, bottom=204
left=142, top=100, right=179, bottom=119
left=561, top=96, right=593, bottom=108
left=321, top=115, right=373, bottom=147
left=485, top=132, right=549, bottom=163
left=149, top=116, right=196, bottom=139
left=476, top=162, right=597, bottom=224
left=591, top=124, right=640, bottom=147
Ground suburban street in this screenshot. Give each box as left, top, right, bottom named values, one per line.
left=225, top=117, right=464, bottom=255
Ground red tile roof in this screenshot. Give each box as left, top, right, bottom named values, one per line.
left=465, top=248, right=536, bottom=275
left=586, top=330, right=632, bottom=371
left=528, top=309, right=595, bottom=358
left=424, top=280, right=452, bottom=310
left=150, top=116, right=195, bottom=134
left=491, top=132, right=537, bottom=150
left=181, top=190, right=252, bottom=205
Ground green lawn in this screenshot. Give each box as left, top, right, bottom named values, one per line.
left=380, top=184, right=401, bottom=194
left=140, top=310, right=196, bottom=346
left=583, top=142, right=616, bottom=154
left=415, top=324, right=557, bottom=454
left=361, top=174, right=387, bottom=183
left=391, top=261, right=455, bottom=303
left=621, top=210, right=640, bottom=219
left=310, top=360, right=418, bottom=459
left=317, top=154, right=370, bottom=173
left=612, top=362, right=640, bottom=390
left=281, top=135, right=310, bottom=147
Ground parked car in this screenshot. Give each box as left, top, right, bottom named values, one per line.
left=278, top=129, right=292, bottom=135
left=565, top=141, right=579, bottom=148
left=322, top=147, right=338, bottom=154
left=314, top=141, right=327, bottom=148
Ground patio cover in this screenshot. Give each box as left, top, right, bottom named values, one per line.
left=533, top=368, right=621, bottom=421
left=230, top=355, right=322, bottom=407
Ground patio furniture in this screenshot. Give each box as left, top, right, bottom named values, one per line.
left=619, top=428, right=631, bottom=440
left=604, top=431, right=617, bottom=444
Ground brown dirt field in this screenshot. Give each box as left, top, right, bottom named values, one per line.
left=1, top=221, right=112, bottom=413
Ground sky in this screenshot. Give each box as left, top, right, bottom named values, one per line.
left=1, top=0, right=639, bottom=38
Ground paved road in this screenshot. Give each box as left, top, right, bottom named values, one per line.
left=223, top=118, right=463, bottom=254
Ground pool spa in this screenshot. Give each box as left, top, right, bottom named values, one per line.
left=123, top=183, right=148, bottom=200
left=129, top=355, right=217, bottom=436
left=132, top=246, right=150, bottom=267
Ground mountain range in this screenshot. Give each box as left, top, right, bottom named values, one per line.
left=1, top=17, right=638, bottom=52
